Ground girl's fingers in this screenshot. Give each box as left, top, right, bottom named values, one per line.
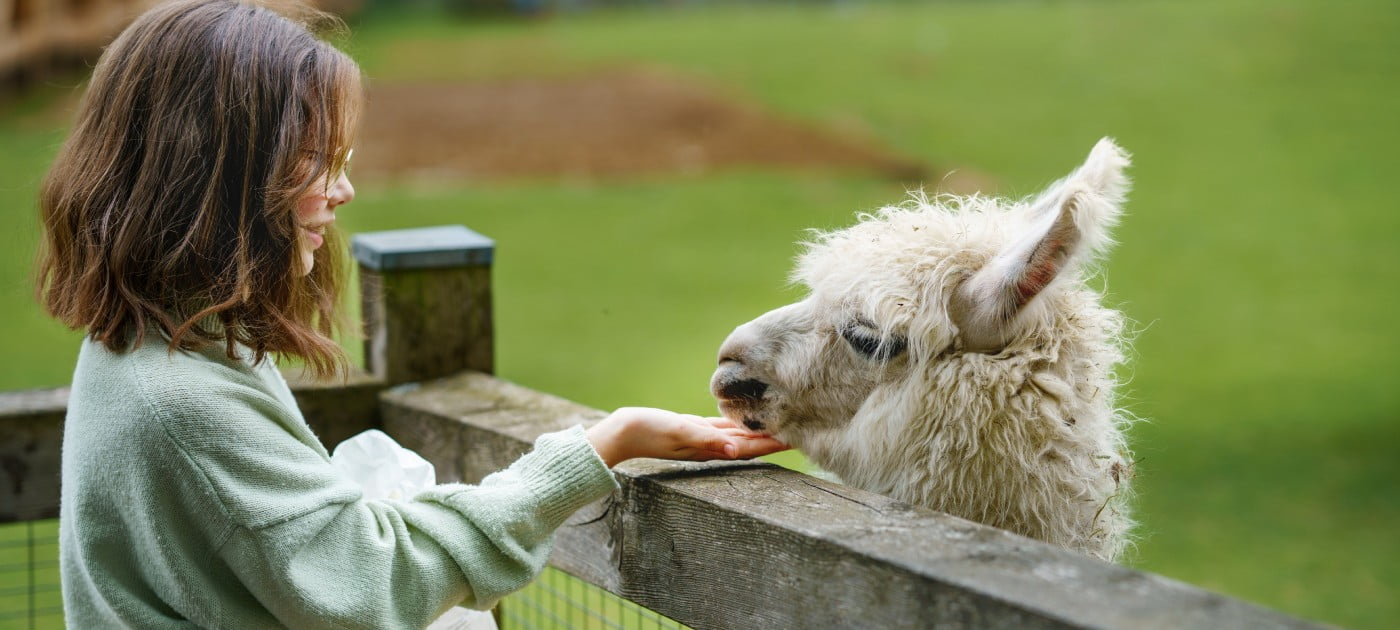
left=707, top=416, right=778, bottom=437
left=706, top=417, right=766, bottom=433
left=676, top=426, right=787, bottom=461
left=674, top=448, right=733, bottom=461
left=718, top=427, right=774, bottom=438
left=675, top=437, right=786, bottom=461
left=675, top=415, right=774, bottom=438
left=672, top=420, right=737, bottom=458
left=733, top=436, right=789, bottom=459
left=705, top=417, right=739, bottom=429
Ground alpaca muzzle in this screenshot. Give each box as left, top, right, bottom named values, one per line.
left=710, top=363, right=773, bottom=431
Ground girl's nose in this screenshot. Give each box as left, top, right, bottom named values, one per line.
left=328, top=173, right=354, bottom=208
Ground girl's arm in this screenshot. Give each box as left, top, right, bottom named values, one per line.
left=213, top=425, right=614, bottom=629
left=163, top=371, right=783, bottom=629
left=214, top=414, right=782, bottom=629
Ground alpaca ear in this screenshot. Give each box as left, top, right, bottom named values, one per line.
left=952, top=138, right=1130, bottom=351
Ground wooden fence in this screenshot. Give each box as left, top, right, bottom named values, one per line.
left=1, top=0, right=161, bottom=85
left=0, top=0, right=361, bottom=87
left=0, top=225, right=1321, bottom=628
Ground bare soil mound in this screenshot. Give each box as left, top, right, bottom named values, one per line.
left=355, top=70, right=932, bottom=183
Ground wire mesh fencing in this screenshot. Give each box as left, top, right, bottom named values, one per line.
left=0, top=519, right=63, bottom=630
left=498, top=567, right=688, bottom=630
left=0, top=520, right=683, bottom=630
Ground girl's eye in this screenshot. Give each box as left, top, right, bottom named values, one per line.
left=840, top=319, right=907, bottom=361
left=304, top=148, right=353, bottom=180
left=337, top=149, right=353, bottom=179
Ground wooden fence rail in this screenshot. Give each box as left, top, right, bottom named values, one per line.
left=0, top=225, right=1320, bottom=629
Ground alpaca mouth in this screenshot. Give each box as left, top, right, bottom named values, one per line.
left=711, top=374, right=769, bottom=409
left=716, top=397, right=751, bottom=416
left=718, top=378, right=768, bottom=401
left=711, top=369, right=774, bottom=432
left=716, top=397, right=768, bottom=430
left=715, top=398, right=774, bottom=436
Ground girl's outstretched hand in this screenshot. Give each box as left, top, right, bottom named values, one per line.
left=585, top=407, right=789, bottom=468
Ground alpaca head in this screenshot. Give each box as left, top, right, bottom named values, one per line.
left=710, top=138, right=1131, bottom=446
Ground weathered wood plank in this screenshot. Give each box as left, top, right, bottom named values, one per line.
left=0, top=371, right=387, bottom=523
left=284, top=369, right=387, bottom=451
left=379, top=375, right=603, bottom=486
left=356, top=226, right=495, bottom=385
left=0, top=387, right=68, bottom=522
left=382, top=371, right=1320, bottom=630
left=360, top=266, right=494, bottom=384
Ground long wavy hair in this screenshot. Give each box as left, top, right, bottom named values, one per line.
left=36, top=0, right=363, bottom=379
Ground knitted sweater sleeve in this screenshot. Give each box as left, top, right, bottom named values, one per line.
left=220, top=428, right=614, bottom=629
left=151, top=369, right=618, bottom=630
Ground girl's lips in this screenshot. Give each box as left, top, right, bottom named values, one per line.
left=302, top=226, right=324, bottom=248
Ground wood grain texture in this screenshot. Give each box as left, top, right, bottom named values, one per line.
left=0, top=387, right=67, bottom=521
left=284, top=369, right=386, bottom=451
left=361, top=265, right=494, bottom=385
left=382, top=371, right=1320, bottom=630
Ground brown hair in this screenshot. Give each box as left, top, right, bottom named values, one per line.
left=35, top=0, right=363, bottom=379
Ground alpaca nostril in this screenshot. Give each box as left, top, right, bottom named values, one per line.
left=720, top=379, right=768, bottom=402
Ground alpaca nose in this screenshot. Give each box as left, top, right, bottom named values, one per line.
left=716, top=323, right=760, bottom=366
left=713, top=322, right=772, bottom=402
left=717, top=341, right=744, bottom=367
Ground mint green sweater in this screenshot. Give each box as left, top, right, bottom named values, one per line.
left=60, top=336, right=618, bottom=629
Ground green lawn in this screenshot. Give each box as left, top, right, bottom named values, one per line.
left=1, top=0, right=1396, bottom=627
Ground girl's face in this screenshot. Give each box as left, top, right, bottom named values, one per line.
left=295, top=150, right=354, bottom=276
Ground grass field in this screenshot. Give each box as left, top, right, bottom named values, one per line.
left=1, top=0, right=1397, bottom=627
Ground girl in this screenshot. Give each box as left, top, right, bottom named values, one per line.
left=36, top=1, right=786, bottom=627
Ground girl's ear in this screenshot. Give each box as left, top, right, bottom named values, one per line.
left=952, top=138, right=1131, bottom=351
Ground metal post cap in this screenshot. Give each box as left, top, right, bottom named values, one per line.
left=351, top=225, right=495, bottom=271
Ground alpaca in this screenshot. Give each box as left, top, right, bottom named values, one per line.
left=710, top=138, right=1136, bottom=561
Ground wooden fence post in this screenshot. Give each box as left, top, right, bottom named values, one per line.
left=352, top=225, right=495, bottom=385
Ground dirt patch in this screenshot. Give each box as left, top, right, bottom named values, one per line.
left=355, top=70, right=940, bottom=184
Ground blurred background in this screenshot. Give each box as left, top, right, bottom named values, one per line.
left=1, top=0, right=1397, bottom=628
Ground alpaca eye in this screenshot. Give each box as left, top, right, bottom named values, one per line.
left=840, top=319, right=907, bottom=361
